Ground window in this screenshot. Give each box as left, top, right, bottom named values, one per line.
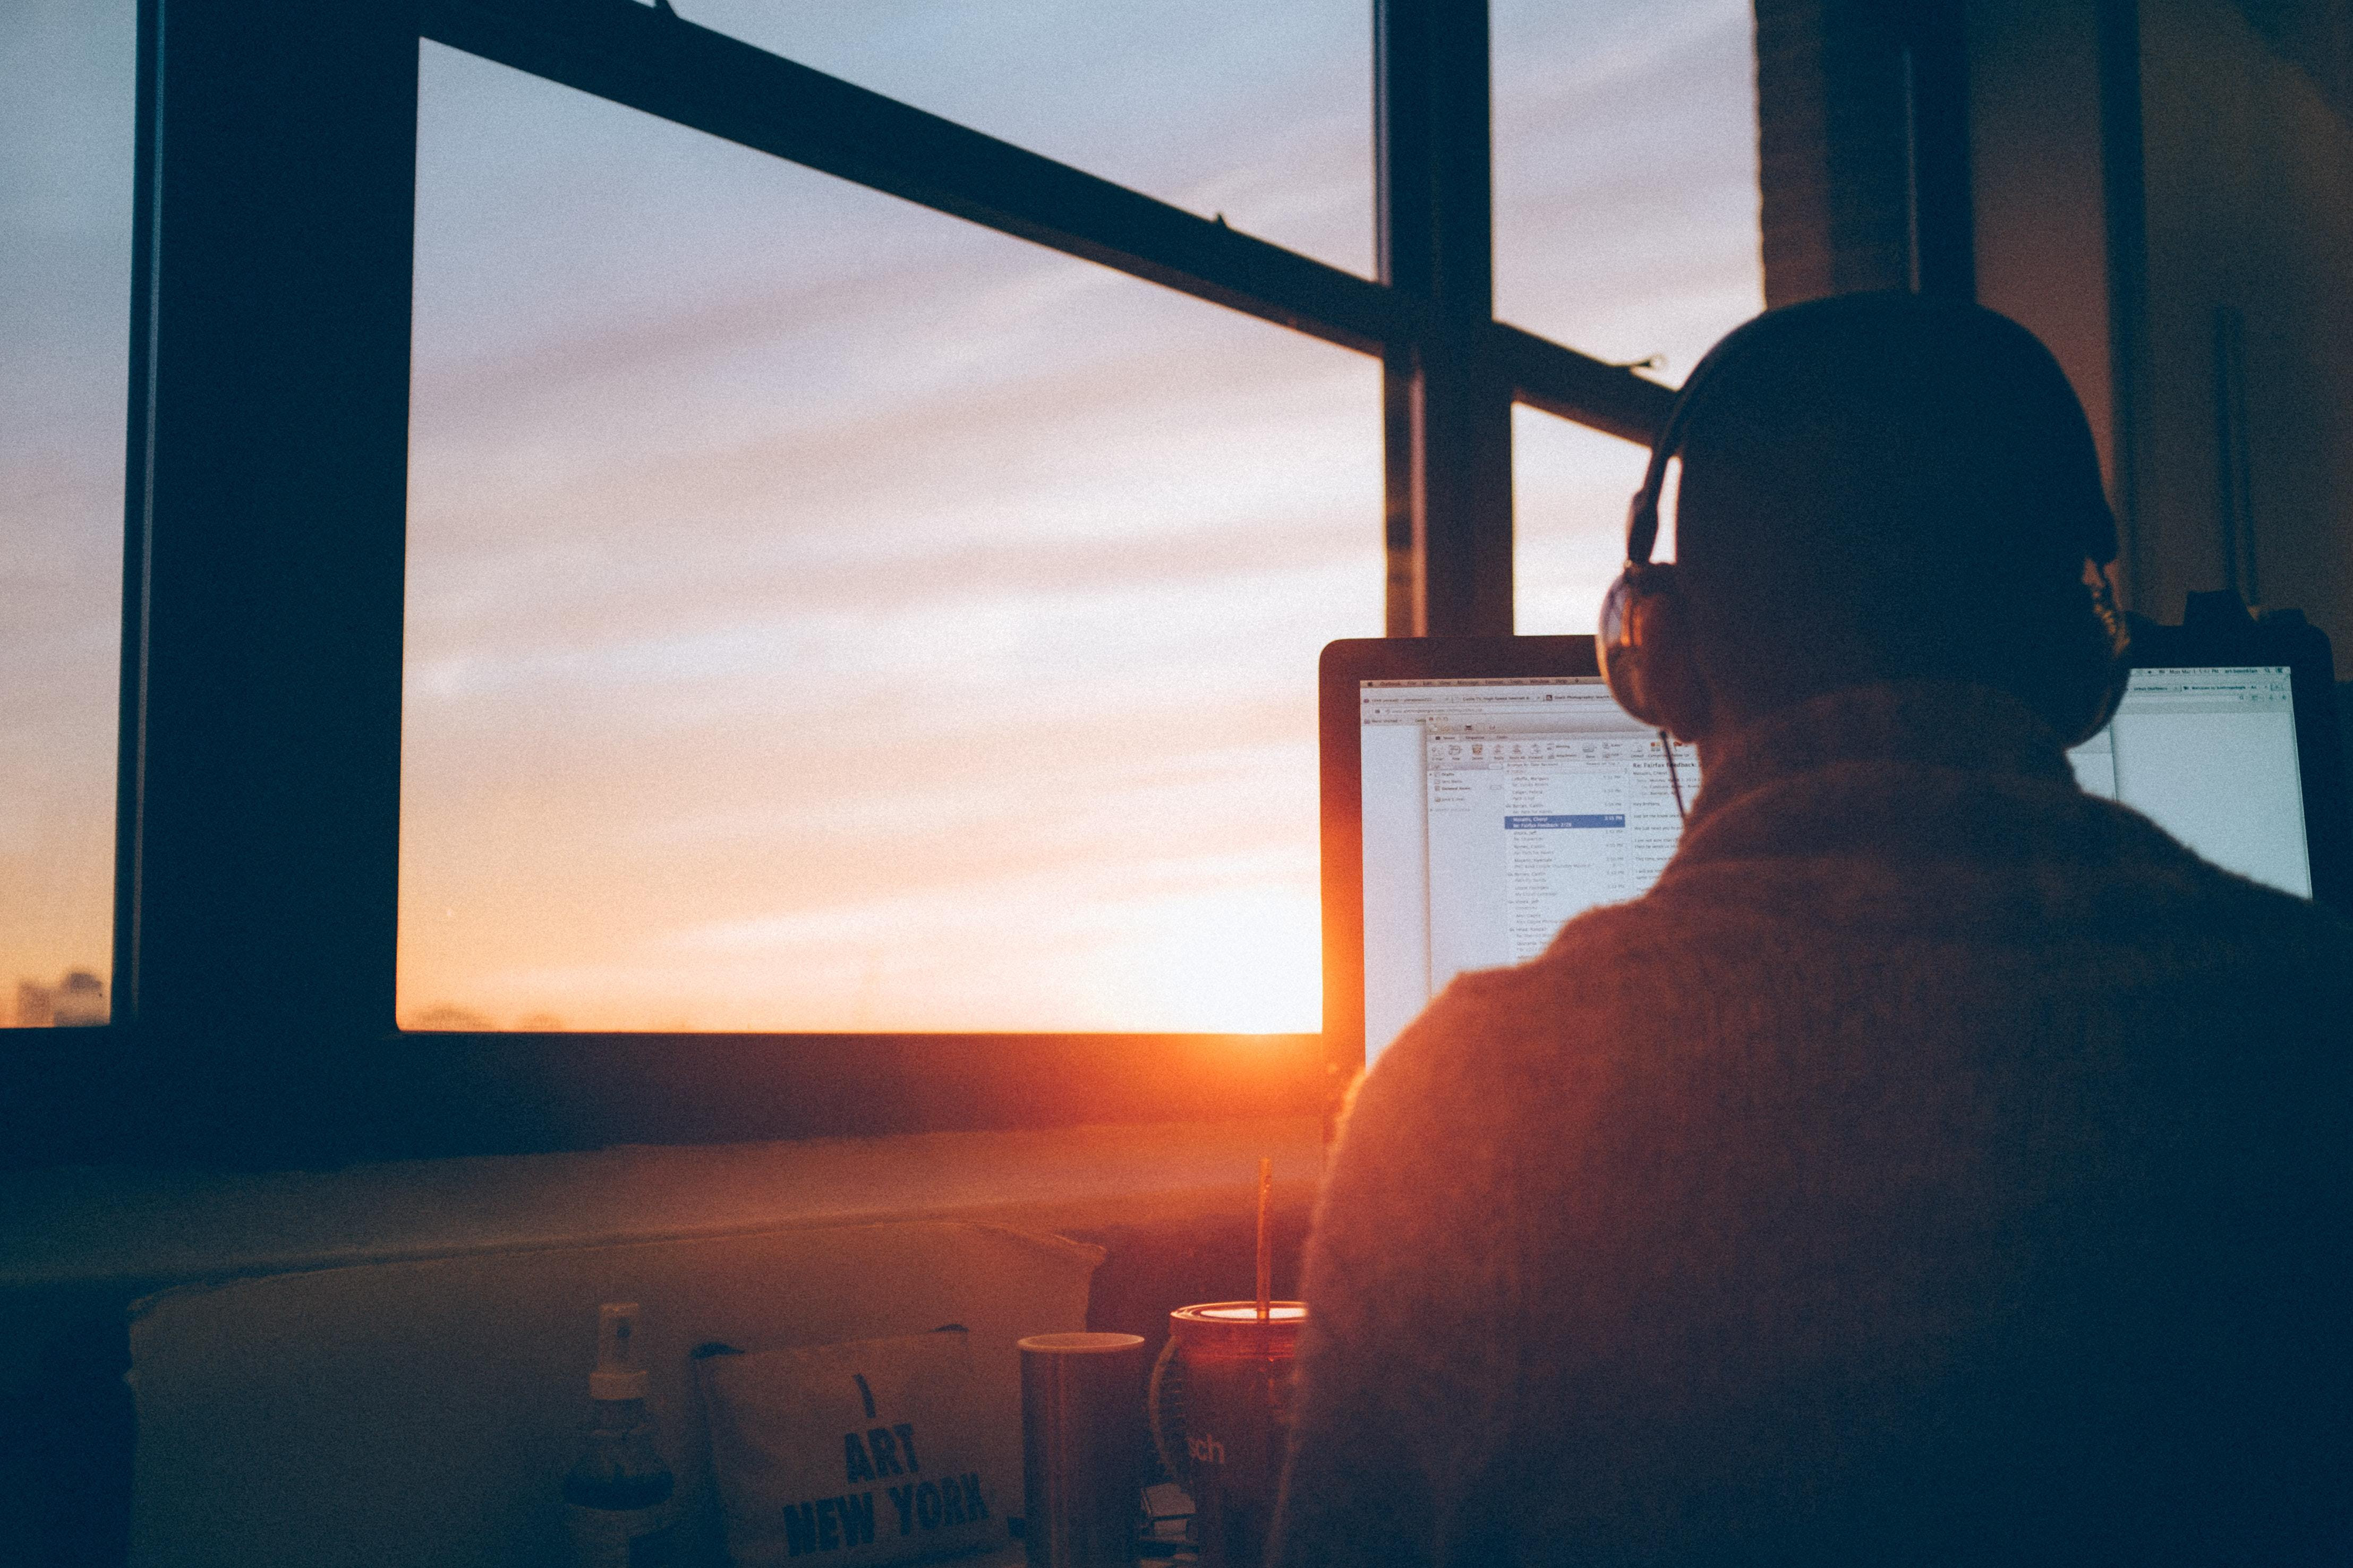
left=402, top=46, right=1379, bottom=1032
left=1493, top=0, right=1762, bottom=379
left=1496, top=0, right=1763, bottom=632
left=1512, top=407, right=1652, bottom=635
left=33, top=1, right=1743, bottom=1164
left=676, top=0, right=1375, bottom=277
left=0, top=0, right=135, bottom=1030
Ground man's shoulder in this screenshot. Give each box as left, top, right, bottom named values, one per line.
left=2014, top=795, right=2353, bottom=975
left=1664, top=766, right=2348, bottom=952
left=2173, top=869, right=2353, bottom=1000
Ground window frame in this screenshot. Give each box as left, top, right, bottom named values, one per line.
left=9, top=0, right=1675, bottom=1169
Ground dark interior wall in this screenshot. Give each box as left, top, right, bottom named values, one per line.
left=1755, top=0, right=1916, bottom=305
left=1965, top=0, right=2126, bottom=502
left=1759, top=0, right=2353, bottom=836
left=1780, top=0, right=2353, bottom=649
left=2133, top=0, right=2353, bottom=647
left=2230, top=0, right=2353, bottom=122
left=1764, top=0, right=2138, bottom=572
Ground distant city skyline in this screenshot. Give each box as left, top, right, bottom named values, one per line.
left=14, top=968, right=106, bottom=1029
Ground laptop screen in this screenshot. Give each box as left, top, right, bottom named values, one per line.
left=2069, top=665, right=2312, bottom=898
left=1356, top=663, right=2315, bottom=1064
left=1358, top=676, right=1700, bottom=1060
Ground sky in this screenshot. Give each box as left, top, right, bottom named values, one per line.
left=1, top=0, right=134, bottom=1025
left=1, top=0, right=1760, bottom=1033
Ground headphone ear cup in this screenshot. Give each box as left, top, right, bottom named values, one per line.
left=1599, top=562, right=1676, bottom=729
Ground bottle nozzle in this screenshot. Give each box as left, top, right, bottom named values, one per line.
left=591, top=1301, right=651, bottom=1401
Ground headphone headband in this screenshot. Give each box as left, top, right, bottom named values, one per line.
left=1622, top=323, right=1753, bottom=569
left=1623, top=297, right=2121, bottom=572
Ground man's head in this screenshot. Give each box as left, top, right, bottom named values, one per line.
left=1598, top=292, right=2126, bottom=747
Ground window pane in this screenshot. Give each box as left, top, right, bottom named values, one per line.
left=1493, top=0, right=1762, bottom=385
left=1, top=0, right=133, bottom=1028
left=400, top=45, right=1381, bottom=1034
left=1513, top=405, right=1651, bottom=636
left=671, top=0, right=1374, bottom=277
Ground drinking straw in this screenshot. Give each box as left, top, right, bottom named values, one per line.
left=1256, top=1156, right=1273, bottom=1325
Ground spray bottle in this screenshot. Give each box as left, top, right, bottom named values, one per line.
left=565, top=1302, right=680, bottom=1566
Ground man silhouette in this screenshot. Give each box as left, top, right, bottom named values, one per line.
left=1273, top=293, right=2353, bottom=1566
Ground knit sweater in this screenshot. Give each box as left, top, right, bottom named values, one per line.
left=1272, top=681, right=2353, bottom=1567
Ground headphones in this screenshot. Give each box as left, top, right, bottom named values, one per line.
left=1596, top=306, right=2134, bottom=752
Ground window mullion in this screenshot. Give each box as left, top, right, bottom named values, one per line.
left=1376, top=0, right=1512, bottom=637
left=121, top=0, right=417, bottom=1156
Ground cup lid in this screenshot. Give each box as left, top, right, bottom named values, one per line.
left=1180, top=1303, right=1306, bottom=1323
left=1167, top=1301, right=1306, bottom=1352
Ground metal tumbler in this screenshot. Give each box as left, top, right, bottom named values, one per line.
left=1019, top=1332, right=1147, bottom=1568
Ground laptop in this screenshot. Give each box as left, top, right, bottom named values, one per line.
left=1320, top=635, right=2349, bottom=1073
